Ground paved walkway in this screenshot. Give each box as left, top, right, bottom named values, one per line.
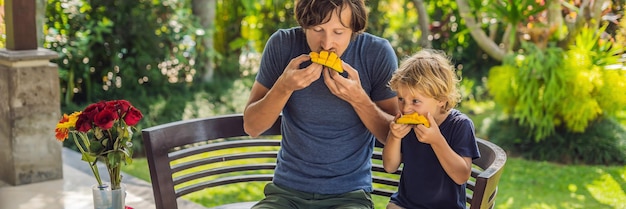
left=0, top=148, right=207, bottom=209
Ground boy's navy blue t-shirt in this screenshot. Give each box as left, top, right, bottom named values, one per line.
left=391, top=109, right=480, bottom=209
left=256, top=27, right=398, bottom=194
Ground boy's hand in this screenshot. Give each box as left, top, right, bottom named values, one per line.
left=413, top=112, right=445, bottom=145
left=389, top=113, right=412, bottom=141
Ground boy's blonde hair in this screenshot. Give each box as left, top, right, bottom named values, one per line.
left=389, top=49, right=461, bottom=113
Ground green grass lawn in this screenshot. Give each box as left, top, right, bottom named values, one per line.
left=495, top=158, right=625, bottom=209
left=122, top=155, right=626, bottom=209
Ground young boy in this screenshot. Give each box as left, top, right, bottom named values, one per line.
left=383, top=49, right=480, bottom=209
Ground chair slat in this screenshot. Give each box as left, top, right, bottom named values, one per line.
left=176, top=174, right=274, bottom=197
left=172, top=151, right=278, bottom=173
left=173, top=163, right=276, bottom=186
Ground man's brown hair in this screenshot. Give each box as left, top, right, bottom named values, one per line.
left=294, top=0, right=368, bottom=34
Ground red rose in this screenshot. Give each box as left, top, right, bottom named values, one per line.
left=94, top=108, right=117, bottom=130
left=124, top=107, right=143, bottom=126
left=75, top=114, right=92, bottom=132
left=103, top=103, right=121, bottom=120
left=82, top=101, right=106, bottom=121
left=114, top=100, right=132, bottom=116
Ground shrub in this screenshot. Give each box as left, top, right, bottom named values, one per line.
left=45, top=0, right=205, bottom=105
left=487, top=116, right=626, bottom=165
left=487, top=43, right=566, bottom=140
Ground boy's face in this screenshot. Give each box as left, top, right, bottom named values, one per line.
left=396, top=85, right=445, bottom=116
left=304, top=5, right=353, bottom=57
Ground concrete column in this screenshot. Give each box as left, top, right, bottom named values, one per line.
left=0, top=48, right=61, bottom=185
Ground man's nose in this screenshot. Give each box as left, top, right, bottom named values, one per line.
left=320, top=32, right=332, bottom=50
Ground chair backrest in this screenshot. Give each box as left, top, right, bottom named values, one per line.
left=142, top=113, right=506, bottom=209
left=141, top=114, right=281, bottom=209
left=467, top=138, right=507, bottom=209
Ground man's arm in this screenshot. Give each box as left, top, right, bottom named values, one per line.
left=354, top=97, right=397, bottom=144
left=243, top=81, right=290, bottom=137
left=244, top=55, right=324, bottom=137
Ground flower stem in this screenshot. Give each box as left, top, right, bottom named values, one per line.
left=72, top=132, right=103, bottom=186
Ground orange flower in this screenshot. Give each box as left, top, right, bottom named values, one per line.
left=54, top=128, right=69, bottom=141
left=55, top=112, right=81, bottom=141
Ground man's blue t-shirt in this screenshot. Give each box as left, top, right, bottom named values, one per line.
left=391, top=109, right=481, bottom=209
left=256, top=27, right=398, bottom=194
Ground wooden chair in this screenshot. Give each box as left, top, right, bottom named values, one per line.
left=142, top=113, right=507, bottom=209
left=466, top=135, right=507, bottom=209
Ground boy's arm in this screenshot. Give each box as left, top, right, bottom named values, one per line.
left=430, top=142, right=473, bottom=185
left=382, top=121, right=411, bottom=173
left=416, top=113, right=473, bottom=185
left=382, top=134, right=402, bottom=173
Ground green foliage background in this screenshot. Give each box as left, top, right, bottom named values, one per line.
left=40, top=0, right=626, bottom=163
left=45, top=0, right=205, bottom=105
left=44, top=0, right=497, bottom=105
left=0, top=0, right=620, bottom=207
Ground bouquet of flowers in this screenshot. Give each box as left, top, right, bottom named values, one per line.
left=55, top=100, right=143, bottom=190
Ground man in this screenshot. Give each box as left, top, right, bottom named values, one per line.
left=243, top=0, right=398, bottom=208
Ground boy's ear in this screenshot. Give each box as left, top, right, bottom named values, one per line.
left=438, top=100, right=447, bottom=109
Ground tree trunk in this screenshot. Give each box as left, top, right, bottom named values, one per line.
left=562, top=0, right=604, bottom=47
left=589, top=0, right=607, bottom=30
left=455, top=0, right=506, bottom=61
left=411, top=0, right=432, bottom=48
left=192, top=0, right=216, bottom=82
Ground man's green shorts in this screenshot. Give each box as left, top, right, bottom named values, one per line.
left=252, top=183, right=374, bottom=209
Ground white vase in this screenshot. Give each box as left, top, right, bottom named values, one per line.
left=92, top=183, right=126, bottom=209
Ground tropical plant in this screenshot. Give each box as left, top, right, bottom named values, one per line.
left=488, top=42, right=564, bottom=140
left=484, top=0, right=547, bottom=51
left=487, top=24, right=625, bottom=142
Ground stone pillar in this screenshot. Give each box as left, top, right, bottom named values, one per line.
left=0, top=48, right=62, bottom=185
